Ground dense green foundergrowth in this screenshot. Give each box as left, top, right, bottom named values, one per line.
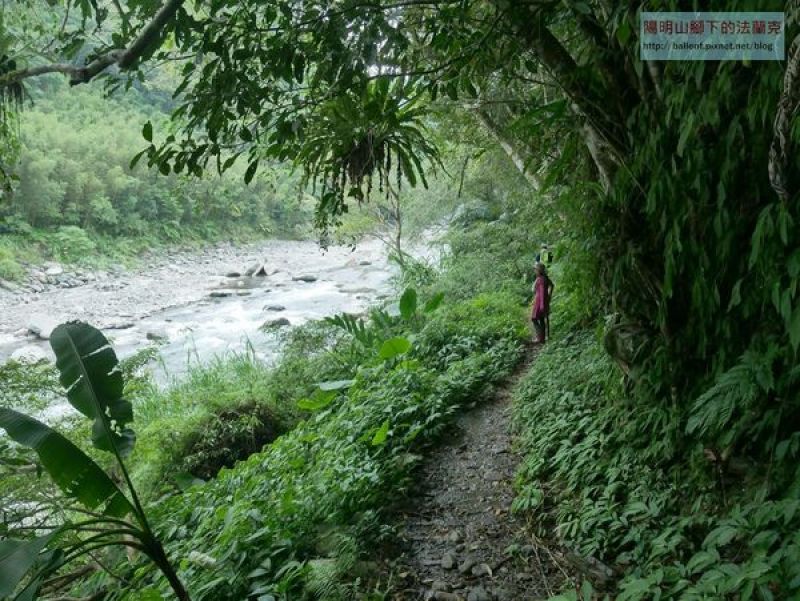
left=1, top=0, right=800, bottom=600
left=2, top=288, right=530, bottom=600
left=514, top=327, right=800, bottom=600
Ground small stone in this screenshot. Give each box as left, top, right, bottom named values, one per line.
left=431, top=581, right=451, bottom=592
left=458, top=556, right=476, bottom=574
left=45, top=265, right=63, bottom=276
left=466, top=586, right=491, bottom=601
left=265, top=304, right=286, bottom=312
left=433, top=593, right=462, bottom=601
left=519, top=544, right=536, bottom=556
left=359, top=260, right=372, bottom=266
left=107, top=322, right=135, bottom=330
left=440, top=552, right=456, bottom=570
left=447, top=530, right=462, bottom=543
left=209, top=291, right=232, bottom=298
left=292, top=274, right=317, bottom=282
left=471, top=563, right=491, bottom=577
left=0, top=279, right=21, bottom=292
left=226, top=271, right=241, bottom=278
left=494, top=588, right=513, bottom=601
left=236, top=291, right=251, bottom=296
left=146, top=330, right=168, bottom=342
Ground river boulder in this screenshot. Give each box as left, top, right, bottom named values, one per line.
left=27, top=315, right=60, bottom=340
left=44, top=263, right=64, bottom=277
left=146, top=329, right=168, bottom=342
left=245, top=263, right=273, bottom=277
left=263, top=317, right=291, bottom=328
left=10, top=345, right=49, bottom=363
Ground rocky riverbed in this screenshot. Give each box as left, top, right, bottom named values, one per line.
left=0, top=237, right=415, bottom=381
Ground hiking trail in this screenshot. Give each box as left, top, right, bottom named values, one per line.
left=385, top=348, right=571, bottom=601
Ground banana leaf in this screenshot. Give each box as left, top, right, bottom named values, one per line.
left=50, top=322, right=136, bottom=456
left=0, top=408, right=132, bottom=517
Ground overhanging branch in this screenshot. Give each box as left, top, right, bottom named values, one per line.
left=0, top=0, right=184, bottom=88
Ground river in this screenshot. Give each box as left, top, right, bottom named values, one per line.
left=0, top=237, right=425, bottom=384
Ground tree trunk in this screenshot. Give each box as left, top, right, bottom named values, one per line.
left=769, top=33, right=800, bottom=202
left=474, top=110, right=541, bottom=191
left=497, top=4, right=628, bottom=191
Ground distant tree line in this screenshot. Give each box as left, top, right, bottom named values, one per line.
left=0, top=81, right=310, bottom=239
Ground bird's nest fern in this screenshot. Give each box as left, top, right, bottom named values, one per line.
left=297, top=78, right=441, bottom=232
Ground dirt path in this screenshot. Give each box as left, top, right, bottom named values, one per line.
left=386, top=349, right=568, bottom=601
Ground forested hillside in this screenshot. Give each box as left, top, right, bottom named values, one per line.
left=0, top=76, right=311, bottom=280
left=1, top=1, right=799, bottom=600
left=10, top=83, right=308, bottom=236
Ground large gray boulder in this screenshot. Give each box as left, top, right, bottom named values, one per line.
left=263, top=317, right=291, bottom=328
left=245, top=263, right=273, bottom=277
left=44, top=264, right=64, bottom=276
left=10, top=345, right=49, bottom=363
left=27, top=315, right=60, bottom=340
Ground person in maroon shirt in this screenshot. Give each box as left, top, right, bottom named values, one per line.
left=530, top=262, right=554, bottom=343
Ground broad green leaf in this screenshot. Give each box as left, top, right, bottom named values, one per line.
left=134, top=590, right=166, bottom=601
left=0, top=534, right=56, bottom=598
left=245, top=160, right=259, bottom=184
left=0, top=408, right=132, bottom=516
left=424, top=292, right=445, bottom=313
left=573, top=2, right=591, bottom=14
left=129, top=148, right=147, bottom=170
left=142, top=121, right=153, bottom=142
left=297, top=389, right=337, bottom=411
left=174, top=472, right=205, bottom=491
left=371, top=419, right=390, bottom=445
left=616, top=21, right=632, bottom=46
left=317, top=379, right=354, bottom=391
left=399, top=288, right=417, bottom=320
left=379, top=336, right=411, bottom=359
left=50, top=322, right=135, bottom=456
